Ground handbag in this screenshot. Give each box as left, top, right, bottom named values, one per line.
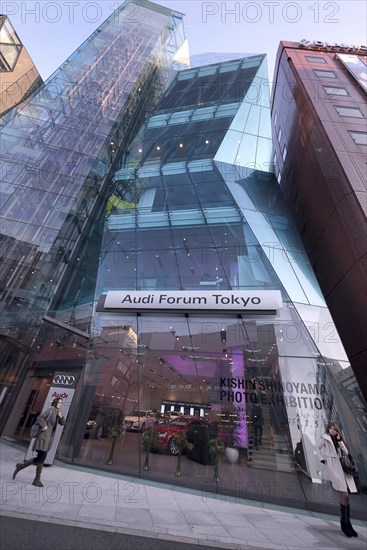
left=30, top=421, right=42, bottom=439
left=338, top=447, right=359, bottom=476
left=30, top=409, right=53, bottom=439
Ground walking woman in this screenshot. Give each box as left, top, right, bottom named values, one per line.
left=316, top=422, right=358, bottom=538
left=13, top=397, right=65, bottom=487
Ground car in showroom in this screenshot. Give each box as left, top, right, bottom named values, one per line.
left=154, top=416, right=207, bottom=455
left=84, top=406, right=123, bottom=439
left=155, top=411, right=183, bottom=424
left=124, top=410, right=156, bottom=432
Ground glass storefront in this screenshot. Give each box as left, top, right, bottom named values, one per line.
left=43, top=307, right=364, bottom=511
left=0, top=3, right=366, bottom=515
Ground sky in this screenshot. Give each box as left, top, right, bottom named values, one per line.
left=3, top=0, right=367, bottom=82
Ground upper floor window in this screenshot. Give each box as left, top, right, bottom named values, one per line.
left=335, top=106, right=364, bottom=118
left=349, top=131, right=367, bottom=145
left=306, top=56, right=327, bottom=64
left=277, top=126, right=282, bottom=143
left=274, top=111, right=278, bottom=128
left=324, top=86, right=348, bottom=96
left=282, top=144, right=287, bottom=161
left=314, top=69, right=337, bottom=78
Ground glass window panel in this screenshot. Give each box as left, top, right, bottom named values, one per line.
left=241, top=55, right=263, bottom=68
left=215, top=129, right=241, bottom=164
left=236, top=133, right=258, bottom=166
left=196, top=181, right=235, bottom=208
left=188, top=159, right=213, bottom=174
left=191, top=130, right=227, bottom=159
left=215, top=103, right=240, bottom=118
left=191, top=106, right=215, bottom=121
left=168, top=110, right=192, bottom=125
left=0, top=43, right=20, bottom=70
left=255, top=137, right=273, bottom=168
left=147, top=114, right=169, bottom=128
left=230, top=102, right=251, bottom=132
left=165, top=136, right=199, bottom=163
left=335, top=106, right=364, bottom=118
left=305, top=56, right=327, bottom=64
left=314, top=70, right=336, bottom=78
left=166, top=183, right=198, bottom=210
left=161, top=163, right=187, bottom=176
left=258, top=106, right=272, bottom=139
left=244, top=105, right=261, bottom=135
left=242, top=209, right=308, bottom=303
left=198, top=65, right=218, bottom=76
left=324, top=85, right=348, bottom=96
left=178, top=69, right=197, bottom=80
left=349, top=131, right=367, bottom=145
left=1, top=19, right=21, bottom=45
left=219, top=61, right=240, bottom=72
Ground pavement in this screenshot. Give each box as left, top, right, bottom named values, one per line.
left=1, top=441, right=366, bottom=550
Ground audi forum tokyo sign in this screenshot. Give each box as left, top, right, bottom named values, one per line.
left=104, top=290, right=282, bottom=312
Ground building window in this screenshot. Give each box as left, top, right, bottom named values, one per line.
left=314, top=69, right=337, bottom=78
left=276, top=170, right=282, bottom=184
left=306, top=56, right=327, bottom=64
left=335, top=106, right=364, bottom=118
left=282, top=144, right=287, bottom=161
left=277, top=126, right=282, bottom=143
left=349, top=131, right=367, bottom=145
left=324, top=86, right=348, bottom=96
left=274, top=111, right=278, bottom=128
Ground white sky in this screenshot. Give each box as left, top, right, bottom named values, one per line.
left=4, top=0, right=367, bottom=82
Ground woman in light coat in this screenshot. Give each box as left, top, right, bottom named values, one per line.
left=316, top=422, right=358, bottom=538
left=13, top=397, right=65, bottom=487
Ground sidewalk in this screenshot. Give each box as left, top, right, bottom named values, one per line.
left=1, top=441, right=366, bottom=550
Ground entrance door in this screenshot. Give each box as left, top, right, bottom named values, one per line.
left=14, top=375, right=52, bottom=441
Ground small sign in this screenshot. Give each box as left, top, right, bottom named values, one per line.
left=25, top=372, right=78, bottom=465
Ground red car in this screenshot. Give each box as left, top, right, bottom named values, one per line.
left=155, top=416, right=207, bottom=455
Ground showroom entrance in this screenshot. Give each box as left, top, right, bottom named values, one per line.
left=1, top=364, right=81, bottom=445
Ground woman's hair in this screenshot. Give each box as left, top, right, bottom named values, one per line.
left=51, top=397, right=63, bottom=408
left=325, top=422, right=346, bottom=444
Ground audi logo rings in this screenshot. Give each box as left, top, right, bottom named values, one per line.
left=53, top=374, right=76, bottom=386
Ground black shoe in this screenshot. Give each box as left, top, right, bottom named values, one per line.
left=346, top=505, right=358, bottom=537
left=348, top=521, right=358, bottom=537
left=340, top=521, right=352, bottom=537
left=12, top=463, right=23, bottom=480
left=12, top=459, right=34, bottom=480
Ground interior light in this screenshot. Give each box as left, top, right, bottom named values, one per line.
left=205, top=140, right=209, bottom=144
left=139, top=149, right=142, bottom=152
left=157, top=146, right=160, bottom=150
left=179, top=143, right=183, bottom=148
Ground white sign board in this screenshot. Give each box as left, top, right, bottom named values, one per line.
left=104, top=290, right=282, bottom=311
left=25, top=373, right=78, bottom=465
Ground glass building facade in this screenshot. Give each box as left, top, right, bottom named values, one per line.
left=0, top=2, right=366, bottom=515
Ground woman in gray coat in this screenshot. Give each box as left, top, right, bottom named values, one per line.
left=13, top=397, right=65, bottom=487
left=316, top=422, right=358, bottom=538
